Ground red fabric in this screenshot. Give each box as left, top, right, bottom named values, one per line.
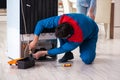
left=59, top=15, right=83, bottom=43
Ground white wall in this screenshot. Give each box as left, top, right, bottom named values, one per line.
left=7, top=0, right=20, bottom=58
left=114, top=0, right=120, bottom=26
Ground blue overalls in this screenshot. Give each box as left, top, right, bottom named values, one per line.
left=34, top=13, right=99, bottom=64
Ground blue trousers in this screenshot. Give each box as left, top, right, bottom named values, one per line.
left=80, top=28, right=98, bottom=64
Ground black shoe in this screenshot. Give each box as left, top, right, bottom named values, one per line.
left=59, top=52, right=74, bottom=63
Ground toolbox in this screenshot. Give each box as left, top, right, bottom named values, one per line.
left=17, top=54, right=35, bottom=69
left=17, top=56, right=35, bottom=69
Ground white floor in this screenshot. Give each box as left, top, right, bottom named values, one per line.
left=0, top=20, right=120, bottom=80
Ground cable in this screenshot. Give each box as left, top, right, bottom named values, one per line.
left=20, top=0, right=27, bottom=34
left=20, top=0, right=31, bottom=57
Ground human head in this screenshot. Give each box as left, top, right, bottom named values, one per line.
left=55, top=22, right=74, bottom=39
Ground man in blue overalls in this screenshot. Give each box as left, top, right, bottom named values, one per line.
left=29, top=13, right=99, bottom=64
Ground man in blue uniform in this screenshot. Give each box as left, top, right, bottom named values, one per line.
left=29, top=13, right=99, bottom=64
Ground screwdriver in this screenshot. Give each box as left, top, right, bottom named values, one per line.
left=55, top=63, right=72, bottom=67
left=62, top=63, right=72, bottom=67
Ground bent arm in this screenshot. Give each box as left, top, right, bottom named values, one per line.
left=34, top=16, right=60, bottom=36
left=29, top=16, right=60, bottom=50
left=90, top=0, right=96, bottom=9
left=87, top=0, right=96, bottom=20
left=48, top=42, right=80, bottom=55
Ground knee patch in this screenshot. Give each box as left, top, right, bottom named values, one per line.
left=81, top=58, right=94, bottom=64
left=80, top=54, right=96, bottom=64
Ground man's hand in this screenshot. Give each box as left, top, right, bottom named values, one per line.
left=29, top=35, right=39, bottom=50
left=33, top=51, right=48, bottom=59
left=87, top=12, right=95, bottom=20
left=29, top=41, right=37, bottom=50
left=87, top=8, right=95, bottom=20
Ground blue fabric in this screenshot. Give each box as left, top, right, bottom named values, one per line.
left=49, top=39, right=80, bottom=55
left=34, top=16, right=60, bottom=36
left=76, top=0, right=96, bottom=15
left=80, top=23, right=98, bottom=64
left=65, top=14, right=96, bottom=40
left=34, top=13, right=99, bottom=64
left=48, top=41, right=80, bottom=55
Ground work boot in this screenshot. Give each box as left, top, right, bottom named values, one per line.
left=58, top=52, right=74, bottom=63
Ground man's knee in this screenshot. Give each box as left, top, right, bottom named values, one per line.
left=82, top=58, right=94, bottom=64
left=80, top=55, right=95, bottom=64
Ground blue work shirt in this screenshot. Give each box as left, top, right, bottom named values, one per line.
left=34, top=13, right=98, bottom=55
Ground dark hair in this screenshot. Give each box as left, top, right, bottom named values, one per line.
left=55, top=22, right=74, bottom=38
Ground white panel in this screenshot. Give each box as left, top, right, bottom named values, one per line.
left=7, top=0, right=20, bottom=58
left=95, top=0, right=111, bottom=24
left=114, top=0, right=120, bottom=26
left=0, top=16, right=6, bottom=21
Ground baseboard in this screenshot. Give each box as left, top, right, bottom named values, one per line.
left=114, top=26, right=120, bottom=28
left=0, top=15, right=6, bottom=21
